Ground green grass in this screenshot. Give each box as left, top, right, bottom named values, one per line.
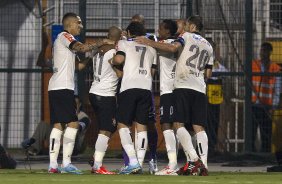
left=0, top=170, right=282, bottom=184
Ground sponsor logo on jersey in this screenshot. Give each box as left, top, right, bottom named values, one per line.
left=63, top=33, right=75, bottom=42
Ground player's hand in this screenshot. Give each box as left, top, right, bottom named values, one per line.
left=121, top=31, right=128, bottom=39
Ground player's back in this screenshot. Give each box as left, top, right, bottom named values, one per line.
left=117, top=40, right=157, bottom=93
left=175, top=32, right=214, bottom=94
left=90, top=49, right=119, bottom=96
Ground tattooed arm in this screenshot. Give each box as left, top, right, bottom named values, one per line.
left=71, top=39, right=114, bottom=53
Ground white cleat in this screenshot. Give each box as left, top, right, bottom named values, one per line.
left=148, top=159, right=158, bottom=174
left=155, top=166, right=178, bottom=176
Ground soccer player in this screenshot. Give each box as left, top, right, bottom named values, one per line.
left=88, top=26, right=122, bottom=174
left=131, top=14, right=159, bottom=174
left=111, top=22, right=157, bottom=174
left=154, top=19, right=179, bottom=175
left=136, top=15, right=213, bottom=176
left=48, top=12, right=112, bottom=174
left=120, top=14, right=159, bottom=174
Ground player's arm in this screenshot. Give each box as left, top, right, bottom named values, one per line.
left=108, top=54, right=124, bottom=78
left=71, top=39, right=115, bottom=53
left=151, top=68, right=157, bottom=77
left=204, top=66, right=213, bottom=80
left=135, top=37, right=182, bottom=53
left=76, top=56, right=92, bottom=71
left=113, top=66, right=123, bottom=78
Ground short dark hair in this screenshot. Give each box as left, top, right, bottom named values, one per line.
left=62, top=12, right=78, bottom=24
left=126, top=22, right=146, bottom=37
left=187, top=15, right=203, bottom=31
left=261, top=42, right=273, bottom=52
left=162, top=19, right=178, bottom=36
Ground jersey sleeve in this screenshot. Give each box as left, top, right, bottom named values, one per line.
left=60, top=32, right=77, bottom=49
left=174, top=32, right=187, bottom=47
left=116, top=40, right=126, bottom=52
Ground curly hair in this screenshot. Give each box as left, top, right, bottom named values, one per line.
left=162, top=19, right=178, bottom=36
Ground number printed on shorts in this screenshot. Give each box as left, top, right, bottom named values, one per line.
left=186, top=44, right=210, bottom=72
left=135, top=46, right=147, bottom=75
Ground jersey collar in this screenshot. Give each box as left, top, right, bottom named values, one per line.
left=192, top=31, right=201, bottom=36
left=63, top=30, right=70, bottom=34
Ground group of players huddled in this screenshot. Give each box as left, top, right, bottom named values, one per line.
left=47, top=12, right=213, bottom=176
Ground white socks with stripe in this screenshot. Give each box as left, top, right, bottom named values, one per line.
left=94, top=134, right=109, bottom=169
left=176, top=127, right=199, bottom=162
left=196, top=131, right=208, bottom=168
left=163, top=129, right=177, bottom=169
left=62, top=127, right=78, bottom=167
left=119, top=128, right=138, bottom=165
left=49, top=128, right=63, bottom=168
left=136, top=131, right=148, bottom=166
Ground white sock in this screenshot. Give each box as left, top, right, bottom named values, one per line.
left=119, top=128, right=138, bottom=165
left=196, top=131, right=208, bottom=168
left=176, top=127, right=198, bottom=161
left=163, top=129, right=177, bottom=169
left=136, top=131, right=148, bottom=166
left=94, top=134, right=109, bottom=169
left=62, top=127, right=78, bottom=167
left=49, top=128, right=63, bottom=168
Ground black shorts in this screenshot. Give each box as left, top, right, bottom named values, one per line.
left=173, top=88, right=207, bottom=130
left=89, top=94, right=117, bottom=133
left=160, top=93, right=175, bottom=124
left=48, top=89, right=78, bottom=124
left=148, top=92, right=156, bottom=123
left=117, top=88, right=152, bottom=126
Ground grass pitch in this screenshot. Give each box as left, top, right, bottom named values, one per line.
left=0, top=170, right=281, bottom=184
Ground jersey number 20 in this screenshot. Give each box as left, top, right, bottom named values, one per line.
left=186, top=44, right=210, bottom=71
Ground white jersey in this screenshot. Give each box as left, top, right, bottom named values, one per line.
left=48, top=31, right=77, bottom=91
left=174, top=32, right=214, bottom=94
left=89, top=49, right=119, bottom=96
left=159, top=38, right=177, bottom=96
left=117, top=39, right=157, bottom=93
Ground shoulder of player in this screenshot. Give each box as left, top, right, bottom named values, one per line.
left=57, top=31, right=76, bottom=43
left=103, top=48, right=116, bottom=57
left=60, top=31, right=74, bottom=39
